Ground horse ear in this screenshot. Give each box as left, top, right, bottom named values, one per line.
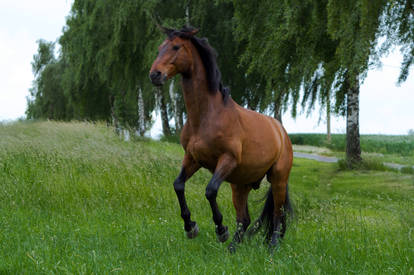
left=190, top=29, right=199, bottom=36
left=162, top=27, right=175, bottom=36
left=155, top=23, right=174, bottom=36
left=152, top=13, right=174, bottom=36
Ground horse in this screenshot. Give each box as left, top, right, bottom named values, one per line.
left=149, top=26, right=293, bottom=252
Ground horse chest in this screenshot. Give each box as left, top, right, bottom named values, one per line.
left=187, top=137, right=218, bottom=170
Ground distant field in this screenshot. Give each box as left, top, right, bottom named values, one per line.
left=290, top=133, right=414, bottom=165
left=0, top=121, right=413, bottom=274
left=289, top=133, right=414, bottom=155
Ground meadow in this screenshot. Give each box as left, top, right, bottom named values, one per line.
left=0, top=121, right=413, bottom=274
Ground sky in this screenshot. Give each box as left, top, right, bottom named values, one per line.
left=1, top=0, right=413, bottom=136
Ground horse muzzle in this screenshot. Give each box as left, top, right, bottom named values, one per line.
left=149, top=70, right=167, bottom=86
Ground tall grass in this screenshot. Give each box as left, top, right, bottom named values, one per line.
left=0, top=121, right=413, bottom=274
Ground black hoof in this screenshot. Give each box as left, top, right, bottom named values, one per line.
left=216, top=226, right=229, bottom=242
left=186, top=223, right=199, bottom=239
left=269, top=232, right=281, bottom=251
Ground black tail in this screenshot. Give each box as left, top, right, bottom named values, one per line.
left=247, top=184, right=293, bottom=240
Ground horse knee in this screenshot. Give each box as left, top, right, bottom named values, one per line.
left=173, top=179, right=184, bottom=193
left=205, top=187, right=217, bottom=201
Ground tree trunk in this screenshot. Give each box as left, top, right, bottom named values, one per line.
left=168, top=79, right=183, bottom=133
left=109, top=95, right=120, bottom=135
left=156, top=87, right=171, bottom=137
left=346, top=76, right=362, bottom=166
left=273, top=98, right=283, bottom=124
left=185, top=1, right=190, bottom=25
left=178, top=110, right=184, bottom=132
left=137, top=87, right=145, bottom=136
left=326, top=92, right=331, bottom=143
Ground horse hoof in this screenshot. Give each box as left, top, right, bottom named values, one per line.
left=186, top=223, right=199, bottom=239
left=216, top=226, right=229, bottom=242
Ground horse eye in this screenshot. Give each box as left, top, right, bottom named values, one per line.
left=172, top=45, right=180, bottom=51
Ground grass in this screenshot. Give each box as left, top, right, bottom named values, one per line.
left=0, top=121, right=413, bottom=274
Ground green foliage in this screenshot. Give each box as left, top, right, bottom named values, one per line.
left=401, top=165, right=414, bottom=174
left=31, top=39, right=56, bottom=76
left=26, top=41, right=72, bottom=120
left=337, top=157, right=390, bottom=171
left=232, top=0, right=391, bottom=116
left=381, top=0, right=414, bottom=83
left=1, top=121, right=413, bottom=273
left=28, top=0, right=161, bottom=130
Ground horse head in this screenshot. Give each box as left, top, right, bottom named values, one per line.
left=149, top=26, right=199, bottom=86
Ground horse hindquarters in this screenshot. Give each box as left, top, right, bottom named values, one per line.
left=246, top=132, right=293, bottom=247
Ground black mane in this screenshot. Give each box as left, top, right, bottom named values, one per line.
left=166, top=26, right=230, bottom=103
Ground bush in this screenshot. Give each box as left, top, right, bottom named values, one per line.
left=337, top=157, right=391, bottom=172
left=401, top=166, right=414, bottom=175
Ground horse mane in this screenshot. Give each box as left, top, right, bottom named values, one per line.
left=167, top=26, right=230, bottom=103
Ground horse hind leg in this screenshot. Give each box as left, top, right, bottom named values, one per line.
left=246, top=153, right=292, bottom=248
left=228, top=184, right=252, bottom=253
left=267, top=160, right=292, bottom=247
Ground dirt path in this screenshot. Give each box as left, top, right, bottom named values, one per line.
left=293, top=152, right=338, bottom=163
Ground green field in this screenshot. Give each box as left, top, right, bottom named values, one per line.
left=290, top=133, right=414, bottom=166
left=1, top=121, right=413, bottom=274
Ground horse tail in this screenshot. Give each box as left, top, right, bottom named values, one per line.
left=247, top=183, right=293, bottom=240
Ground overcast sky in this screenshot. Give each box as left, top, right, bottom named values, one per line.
left=1, top=0, right=413, bottom=135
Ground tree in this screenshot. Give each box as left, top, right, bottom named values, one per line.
left=233, top=0, right=387, bottom=166
left=58, top=0, right=158, bottom=132
left=27, top=40, right=71, bottom=120
left=382, top=0, right=414, bottom=83
left=326, top=0, right=387, bottom=165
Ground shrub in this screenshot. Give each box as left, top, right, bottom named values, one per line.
left=401, top=166, right=414, bottom=175
left=337, top=157, right=391, bottom=172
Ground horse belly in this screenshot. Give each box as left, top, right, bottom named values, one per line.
left=225, top=145, right=277, bottom=184
left=226, top=128, right=281, bottom=184
left=225, top=164, right=270, bottom=184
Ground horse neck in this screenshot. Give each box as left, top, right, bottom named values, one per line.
left=180, top=47, right=222, bottom=129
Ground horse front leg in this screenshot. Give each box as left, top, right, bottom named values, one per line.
left=205, top=154, right=237, bottom=242
left=174, top=154, right=200, bottom=238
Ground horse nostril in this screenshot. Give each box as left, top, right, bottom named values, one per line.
left=149, top=70, right=161, bottom=81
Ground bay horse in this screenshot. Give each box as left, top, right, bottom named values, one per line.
left=149, top=26, right=293, bottom=252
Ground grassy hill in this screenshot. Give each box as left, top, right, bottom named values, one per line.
left=0, top=121, right=413, bottom=274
